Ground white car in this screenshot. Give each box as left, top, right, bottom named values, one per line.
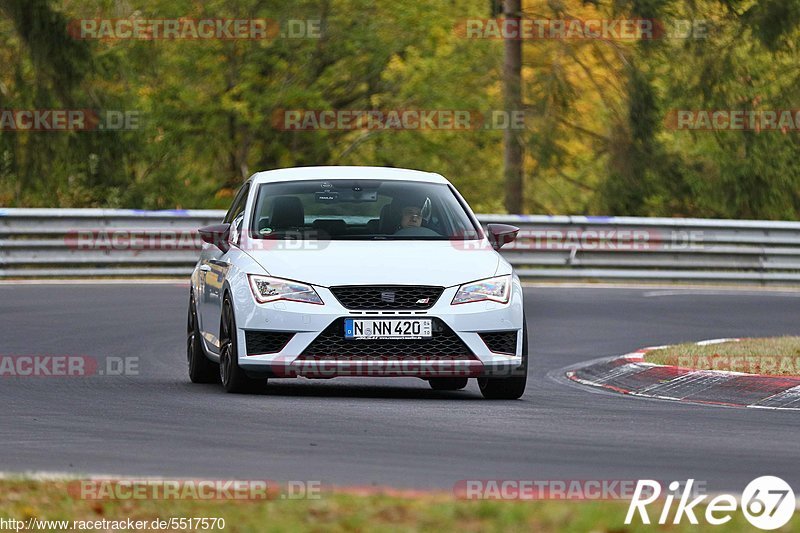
left=188, top=166, right=527, bottom=399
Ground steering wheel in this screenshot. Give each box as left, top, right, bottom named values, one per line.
left=392, top=226, right=440, bottom=237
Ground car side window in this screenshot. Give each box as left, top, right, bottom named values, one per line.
left=223, top=183, right=250, bottom=245
left=223, top=183, right=250, bottom=225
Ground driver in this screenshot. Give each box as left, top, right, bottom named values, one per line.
left=399, top=205, right=422, bottom=229
left=389, top=193, right=431, bottom=234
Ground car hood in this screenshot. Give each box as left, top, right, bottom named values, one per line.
left=243, top=240, right=500, bottom=287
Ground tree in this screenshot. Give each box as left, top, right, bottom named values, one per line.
left=503, top=0, right=524, bottom=213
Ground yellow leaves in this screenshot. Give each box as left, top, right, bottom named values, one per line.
left=214, top=188, right=235, bottom=201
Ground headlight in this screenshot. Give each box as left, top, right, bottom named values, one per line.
left=248, top=275, right=324, bottom=305
left=452, top=275, right=511, bottom=305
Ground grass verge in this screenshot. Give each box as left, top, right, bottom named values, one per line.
left=645, top=336, right=800, bottom=376
left=0, top=478, right=790, bottom=532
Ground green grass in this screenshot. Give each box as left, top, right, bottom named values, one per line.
left=0, top=479, right=793, bottom=532
left=645, top=336, right=800, bottom=375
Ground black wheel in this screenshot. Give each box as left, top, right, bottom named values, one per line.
left=429, top=377, right=468, bottom=391
left=478, top=315, right=528, bottom=400
left=187, top=292, right=220, bottom=384
left=219, top=296, right=265, bottom=394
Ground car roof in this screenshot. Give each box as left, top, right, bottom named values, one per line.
left=249, top=166, right=450, bottom=185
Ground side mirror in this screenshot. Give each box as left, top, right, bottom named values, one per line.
left=486, top=223, right=519, bottom=251
left=198, top=223, right=231, bottom=252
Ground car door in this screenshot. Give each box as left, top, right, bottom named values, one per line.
left=197, top=182, right=250, bottom=353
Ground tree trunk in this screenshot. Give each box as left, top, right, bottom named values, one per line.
left=503, top=0, right=524, bottom=214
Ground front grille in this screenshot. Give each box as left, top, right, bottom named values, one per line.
left=245, top=330, right=294, bottom=355
left=300, top=318, right=474, bottom=360
left=329, top=285, right=444, bottom=310
left=479, top=331, right=518, bottom=355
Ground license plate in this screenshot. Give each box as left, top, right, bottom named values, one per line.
left=344, top=319, right=432, bottom=340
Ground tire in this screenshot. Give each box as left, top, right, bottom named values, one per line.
left=219, top=296, right=266, bottom=394
left=478, top=315, right=528, bottom=400
left=187, top=292, right=220, bottom=384
left=429, top=377, right=468, bottom=391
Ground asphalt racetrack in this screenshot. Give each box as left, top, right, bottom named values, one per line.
left=1, top=283, right=798, bottom=493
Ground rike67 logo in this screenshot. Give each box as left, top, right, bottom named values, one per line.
left=626, top=477, right=795, bottom=530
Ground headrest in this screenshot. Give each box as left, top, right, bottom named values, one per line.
left=312, top=219, right=347, bottom=236
left=269, top=196, right=304, bottom=229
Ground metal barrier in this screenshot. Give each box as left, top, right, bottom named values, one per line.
left=1, top=208, right=800, bottom=283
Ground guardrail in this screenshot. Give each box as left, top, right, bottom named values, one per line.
left=1, top=208, right=800, bottom=283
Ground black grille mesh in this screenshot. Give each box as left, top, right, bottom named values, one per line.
left=329, top=285, right=443, bottom=310
left=479, top=331, right=518, bottom=355
left=245, top=330, right=294, bottom=355
left=300, top=318, right=473, bottom=360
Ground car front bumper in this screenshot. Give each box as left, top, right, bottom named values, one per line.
left=228, top=282, right=525, bottom=379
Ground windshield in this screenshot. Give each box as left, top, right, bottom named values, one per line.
left=249, top=179, right=480, bottom=240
